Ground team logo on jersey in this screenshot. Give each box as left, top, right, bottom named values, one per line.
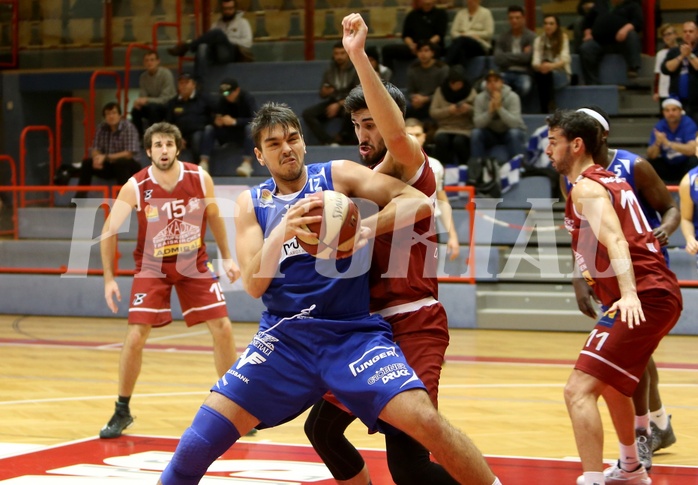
left=144, top=204, right=159, bottom=222
left=152, top=220, right=202, bottom=257
left=259, top=188, right=274, bottom=208
left=598, top=309, right=617, bottom=328
left=132, top=293, right=147, bottom=305
left=564, top=216, right=575, bottom=233
left=236, top=347, right=267, bottom=369
left=144, top=189, right=153, bottom=200
left=187, top=197, right=201, bottom=212
left=366, top=363, right=411, bottom=385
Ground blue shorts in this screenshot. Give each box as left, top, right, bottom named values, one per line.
left=212, top=312, right=426, bottom=431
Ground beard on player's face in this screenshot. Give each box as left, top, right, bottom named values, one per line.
left=359, top=140, right=387, bottom=167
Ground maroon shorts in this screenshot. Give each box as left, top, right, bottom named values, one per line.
left=128, top=260, right=228, bottom=327
left=574, top=289, right=681, bottom=396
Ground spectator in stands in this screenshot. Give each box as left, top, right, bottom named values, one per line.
left=167, top=0, right=253, bottom=78
left=406, top=40, right=449, bottom=122
left=76, top=102, right=141, bottom=198
left=470, top=69, right=526, bottom=184
left=429, top=65, right=476, bottom=167
left=213, top=78, right=257, bottom=177
left=647, top=98, right=698, bottom=184
left=405, top=117, right=461, bottom=261
left=661, top=21, right=698, bottom=124
left=532, top=15, right=571, bottom=113
left=366, top=45, right=392, bottom=82
left=653, top=24, right=679, bottom=114
left=165, top=71, right=215, bottom=172
left=302, top=42, right=359, bottom=145
left=130, top=50, right=176, bottom=138
left=571, top=0, right=597, bottom=54
left=381, top=0, right=448, bottom=72
left=445, top=0, right=495, bottom=68
left=678, top=157, right=698, bottom=256
left=579, top=0, right=643, bottom=85
left=494, top=5, right=536, bottom=101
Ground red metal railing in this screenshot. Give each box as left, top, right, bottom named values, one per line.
left=152, top=0, right=201, bottom=73
left=441, top=186, right=476, bottom=284
left=0, top=0, right=18, bottom=68
left=55, top=97, right=89, bottom=169
left=89, top=70, right=123, bottom=139
left=0, top=155, right=17, bottom=238
left=19, top=126, right=55, bottom=208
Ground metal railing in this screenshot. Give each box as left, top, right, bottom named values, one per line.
left=19, top=126, right=54, bottom=208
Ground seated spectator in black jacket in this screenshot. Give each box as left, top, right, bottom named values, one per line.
left=381, top=0, right=448, bottom=71
left=76, top=101, right=141, bottom=198
left=213, top=78, right=257, bottom=177
left=302, top=42, right=359, bottom=145
left=166, top=71, right=215, bottom=171
left=578, top=0, right=643, bottom=84
left=406, top=40, right=449, bottom=122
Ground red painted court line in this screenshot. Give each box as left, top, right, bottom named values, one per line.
left=0, top=436, right=696, bottom=485
left=2, top=336, right=698, bottom=370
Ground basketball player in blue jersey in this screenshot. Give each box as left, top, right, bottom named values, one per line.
left=157, top=103, right=500, bottom=485
left=564, top=107, right=680, bottom=469
left=679, top=163, right=698, bottom=254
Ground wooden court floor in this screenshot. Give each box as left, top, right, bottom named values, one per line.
left=0, top=314, right=696, bottom=483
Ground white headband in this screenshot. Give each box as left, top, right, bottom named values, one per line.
left=662, top=98, right=683, bottom=109
left=576, top=108, right=610, bottom=132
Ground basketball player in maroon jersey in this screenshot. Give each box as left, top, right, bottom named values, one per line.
left=98, top=122, right=241, bottom=439
left=547, top=110, right=682, bottom=485
left=304, top=13, right=501, bottom=485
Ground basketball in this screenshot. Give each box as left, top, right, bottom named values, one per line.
left=296, top=190, right=361, bottom=259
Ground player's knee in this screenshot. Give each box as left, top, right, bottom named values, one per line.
left=161, top=405, right=241, bottom=484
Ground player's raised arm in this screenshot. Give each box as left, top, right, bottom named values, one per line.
left=342, top=13, right=423, bottom=177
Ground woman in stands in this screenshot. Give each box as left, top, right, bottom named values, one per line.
left=531, top=15, right=571, bottom=113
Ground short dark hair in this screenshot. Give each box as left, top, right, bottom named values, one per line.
left=365, top=45, right=380, bottom=63
left=547, top=110, right=603, bottom=160
left=144, top=122, right=183, bottom=152
left=144, top=49, right=159, bottom=59
left=507, top=5, right=525, bottom=14
left=344, top=82, right=407, bottom=117
left=102, top=101, right=121, bottom=116
left=249, top=102, right=304, bottom=149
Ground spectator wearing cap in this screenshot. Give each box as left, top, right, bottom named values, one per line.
left=647, top=98, right=698, bottom=184
left=165, top=71, right=215, bottom=171
left=76, top=101, right=141, bottom=198
left=366, top=46, right=392, bottom=82
left=213, top=77, right=257, bottom=177
left=130, top=50, right=176, bottom=137
left=469, top=69, right=526, bottom=183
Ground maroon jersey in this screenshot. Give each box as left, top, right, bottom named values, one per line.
left=130, top=161, right=209, bottom=274
left=565, top=165, right=680, bottom=306
left=370, top=155, right=439, bottom=316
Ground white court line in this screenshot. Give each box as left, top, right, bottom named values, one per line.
left=0, top=391, right=207, bottom=407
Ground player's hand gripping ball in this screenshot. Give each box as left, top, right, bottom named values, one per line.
left=297, top=190, right=361, bottom=259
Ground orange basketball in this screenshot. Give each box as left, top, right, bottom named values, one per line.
left=296, top=190, right=361, bottom=259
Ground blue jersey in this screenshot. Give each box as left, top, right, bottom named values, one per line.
left=687, top=165, right=698, bottom=236
left=250, top=161, right=371, bottom=320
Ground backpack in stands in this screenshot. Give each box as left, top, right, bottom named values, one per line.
left=475, top=157, right=502, bottom=198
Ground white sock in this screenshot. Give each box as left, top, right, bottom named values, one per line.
left=650, top=405, right=669, bottom=430
left=619, top=441, right=640, bottom=471
left=491, top=478, right=502, bottom=485
left=635, top=412, right=650, bottom=432
left=583, top=471, right=604, bottom=485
